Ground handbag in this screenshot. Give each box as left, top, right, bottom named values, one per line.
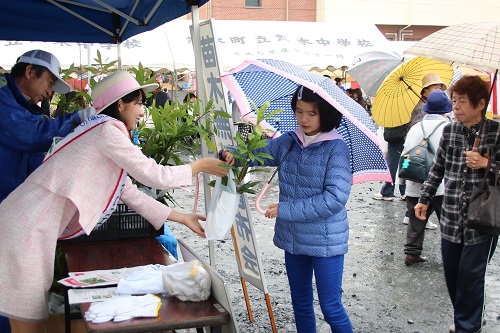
left=205, top=169, right=241, bottom=240
left=467, top=162, right=500, bottom=236
left=398, top=121, right=446, bottom=183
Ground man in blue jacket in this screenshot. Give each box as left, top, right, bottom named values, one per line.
left=0, top=49, right=94, bottom=331
left=0, top=49, right=95, bottom=203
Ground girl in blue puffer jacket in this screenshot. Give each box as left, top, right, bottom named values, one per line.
left=257, top=85, right=353, bottom=332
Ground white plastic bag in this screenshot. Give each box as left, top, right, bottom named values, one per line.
left=205, top=169, right=240, bottom=240
left=162, top=260, right=211, bottom=302
left=377, top=126, right=388, bottom=159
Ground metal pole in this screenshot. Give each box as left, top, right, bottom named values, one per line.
left=87, top=43, right=92, bottom=95
left=190, top=4, right=215, bottom=266
left=117, top=42, right=122, bottom=70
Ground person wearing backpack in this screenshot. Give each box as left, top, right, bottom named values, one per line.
left=403, top=90, right=450, bottom=265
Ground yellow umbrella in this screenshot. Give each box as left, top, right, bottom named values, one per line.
left=371, top=57, right=454, bottom=127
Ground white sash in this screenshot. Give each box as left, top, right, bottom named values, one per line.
left=45, top=115, right=128, bottom=240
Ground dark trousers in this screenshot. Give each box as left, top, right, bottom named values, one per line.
left=0, top=316, right=9, bottom=333
left=441, top=237, right=498, bottom=333
left=381, top=139, right=405, bottom=197
left=404, top=195, right=442, bottom=255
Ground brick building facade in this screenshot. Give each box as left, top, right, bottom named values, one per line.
left=188, top=1, right=448, bottom=42
left=195, top=0, right=316, bottom=22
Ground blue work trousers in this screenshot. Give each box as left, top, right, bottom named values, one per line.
left=285, top=251, right=353, bottom=333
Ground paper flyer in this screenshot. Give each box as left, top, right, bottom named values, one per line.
left=58, top=266, right=144, bottom=288
left=67, top=287, right=130, bottom=304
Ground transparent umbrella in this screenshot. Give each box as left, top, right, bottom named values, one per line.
left=405, top=21, right=500, bottom=147
left=347, top=51, right=407, bottom=97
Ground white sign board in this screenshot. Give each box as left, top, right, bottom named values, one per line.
left=1, top=20, right=392, bottom=72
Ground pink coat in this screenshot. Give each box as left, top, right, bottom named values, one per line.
left=0, top=119, right=193, bottom=320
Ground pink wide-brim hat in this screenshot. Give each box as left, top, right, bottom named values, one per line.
left=91, top=71, right=157, bottom=113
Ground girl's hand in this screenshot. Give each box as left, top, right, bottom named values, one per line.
left=264, top=203, right=278, bottom=219
left=221, top=149, right=235, bottom=166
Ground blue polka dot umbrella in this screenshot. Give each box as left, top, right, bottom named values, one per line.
left=220, top=58, right=391, bottom=184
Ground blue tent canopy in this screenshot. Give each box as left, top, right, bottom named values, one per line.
left=0, top=0, right=208, bottom=43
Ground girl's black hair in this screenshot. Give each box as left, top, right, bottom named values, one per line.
left=99, top=89, right=146, bottom=121
left=290, top=85, right=342, bottom=131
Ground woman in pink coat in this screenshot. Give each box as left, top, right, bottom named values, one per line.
left=0, top=71, right=231, bottom=333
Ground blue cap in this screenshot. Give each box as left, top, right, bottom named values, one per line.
left=423, top=90, right=452, bottom=114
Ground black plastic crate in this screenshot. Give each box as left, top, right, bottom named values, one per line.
left=61, top=203, right=164, bottom=243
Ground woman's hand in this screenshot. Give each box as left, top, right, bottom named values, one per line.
left=414, top=203, right=428, bottom=220
left=181, top=213, right=207, bottom=238
left=167, top=210, right=206, bottom=238
left=190, top=158, right=229, bottom=177
left=464, top=150, right=488, bottom=169
left=264, top=203, right=278, bottom=219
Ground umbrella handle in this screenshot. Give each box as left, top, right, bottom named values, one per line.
left=255, top=183, right=271, bottom=215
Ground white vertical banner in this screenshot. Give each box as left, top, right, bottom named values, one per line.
left=197, top=19, right=268, bottom=293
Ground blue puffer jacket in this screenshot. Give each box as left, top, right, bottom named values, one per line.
left=0, top=73, right=81, bottom=202
left=255, top=129, right=352, bottom=257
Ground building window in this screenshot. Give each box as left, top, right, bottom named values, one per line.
left=245, top=0, right=261, bottom=7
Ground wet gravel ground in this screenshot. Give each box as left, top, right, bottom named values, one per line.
left=168, top=174, right=500, bottom=333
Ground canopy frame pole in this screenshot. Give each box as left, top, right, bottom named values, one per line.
left=47, top=0, right=115, bottom=38
left=189, top=3, right=216, bottom=267
left=46, top=0, right=163, bottom=42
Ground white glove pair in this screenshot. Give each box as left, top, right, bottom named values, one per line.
left=116, top=264, right=167, bottom=295
left=84, top=294, right=161, bottom=323
left=162, top=260, right=211, bottom=302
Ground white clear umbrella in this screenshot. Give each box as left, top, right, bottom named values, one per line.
left=405, top=21, right=500, bottom=148
left=405, top=22, right=500, bottom=72
left=347, top=51, right=406, bottom=97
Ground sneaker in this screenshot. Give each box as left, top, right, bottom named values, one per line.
left=402, top=216, right=409, bottom=225
left=425, top=222, right=438, bottom=230
left=373, top=193, right=395, bottom=201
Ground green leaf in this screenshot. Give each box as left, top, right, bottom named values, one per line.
left=263, top=107, right=284, bottom=120
left=237, top=181, right=261, bottom=194
left=255, top=152, right=273, bottom=160
left=251, top=139, right=269, bottom=150
left=253, top=125, right=263, bottom=136
left=214, top=111, right=231, bottom=119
